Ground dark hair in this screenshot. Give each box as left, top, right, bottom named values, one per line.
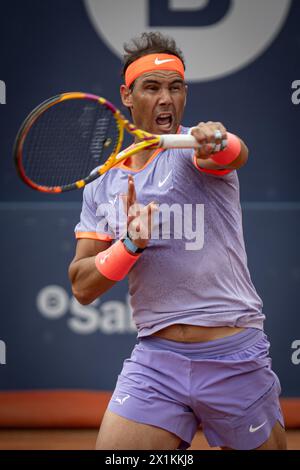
left=122, top=32, right=185, bottom=85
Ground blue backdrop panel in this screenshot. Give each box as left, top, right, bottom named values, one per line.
left=0, top=0, right=299, bottom=397
left=0, top=203, right=135, bottom=390
left=0, top=202, right=299, bottom=395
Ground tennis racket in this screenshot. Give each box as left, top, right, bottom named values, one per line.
left=14, top=92, right=225, bottom=193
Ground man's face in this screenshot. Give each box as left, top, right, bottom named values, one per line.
left=121, top=70, right=187, bottom=135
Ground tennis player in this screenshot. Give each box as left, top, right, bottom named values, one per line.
left=69, top=32, right=286, bottom=450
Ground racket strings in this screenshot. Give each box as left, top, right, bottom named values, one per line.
left=22, top=99, right=120, bottom=188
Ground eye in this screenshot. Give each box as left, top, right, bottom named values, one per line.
left=170, top=85, right=182, bottom=91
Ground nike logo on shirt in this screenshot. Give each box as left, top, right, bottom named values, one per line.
left=158, top=170, right=172, bottom=188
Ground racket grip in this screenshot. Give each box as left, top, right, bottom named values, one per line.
left=159, top=133, right=200, bottom=148
left=159, top=133, right=228, bottom=151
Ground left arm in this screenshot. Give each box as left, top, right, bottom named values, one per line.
left=191, top=122, right=249, bottom=171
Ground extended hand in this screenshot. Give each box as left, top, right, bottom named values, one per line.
left=121, top=175, right=158, bottom=249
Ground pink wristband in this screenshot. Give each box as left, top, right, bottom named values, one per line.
left=193, top=154, right=232, bottom=176
left=95, top=240, right=141, bottom=281
left=211, top=132, right=241, bottom=166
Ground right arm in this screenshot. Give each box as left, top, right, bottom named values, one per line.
left=69, top=174, right=157, bottom=305
left=68, top=238, right=116, bottom=305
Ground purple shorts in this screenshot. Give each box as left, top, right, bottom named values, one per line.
left=108, top=328, right=284, bottom=450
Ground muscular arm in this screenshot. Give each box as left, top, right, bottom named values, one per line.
left=196, top=137, right=249, bottom=171
left=69, top=175, right=156, bottom=305
left=68, top=238, right=117, bottom=305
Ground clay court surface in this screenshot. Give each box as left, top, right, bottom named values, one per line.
left=1, top=392, right=299, bottom=450
left=0, top=428, right=299, bottom=450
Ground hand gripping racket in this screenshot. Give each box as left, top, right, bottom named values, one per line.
left=13, top=92, right=224, bottom=193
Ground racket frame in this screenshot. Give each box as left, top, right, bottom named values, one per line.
left=14, top=92, right=161, bottom=193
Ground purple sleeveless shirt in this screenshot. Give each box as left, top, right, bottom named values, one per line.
left=75, top=126, right=264, bottom=337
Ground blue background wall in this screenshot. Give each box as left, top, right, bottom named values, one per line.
left=0, top=0, right=299, bottom=396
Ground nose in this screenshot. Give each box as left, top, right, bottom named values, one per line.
left=158, top=87, right=172, bottom=106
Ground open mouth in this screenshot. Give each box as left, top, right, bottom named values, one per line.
left=155, top=113, right=173, bottom=131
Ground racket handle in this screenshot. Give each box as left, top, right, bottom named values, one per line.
left=159, top=133, right=228, bottom=151
left=159, top=133, right=200, bottom=148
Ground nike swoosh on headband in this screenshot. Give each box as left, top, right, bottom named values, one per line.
left=154, top=58, right=176, bottom=65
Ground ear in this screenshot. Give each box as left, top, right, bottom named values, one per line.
left=120, top=84, right=133, bottom=109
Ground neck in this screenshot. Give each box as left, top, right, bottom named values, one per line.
left=123, top=147, right=155, bottom=171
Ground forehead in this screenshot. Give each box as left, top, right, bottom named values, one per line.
left=135, top=70, right=184, bottom=86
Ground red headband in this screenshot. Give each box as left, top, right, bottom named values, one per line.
left=125, top=53, right=185, bottom=88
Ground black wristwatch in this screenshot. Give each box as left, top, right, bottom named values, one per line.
left=122, top=233, right=145, bottom=254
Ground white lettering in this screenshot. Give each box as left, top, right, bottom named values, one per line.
left=184, top=204, right=204, bottom=251
left=106, top=455, right=140, bottom=467
left=68, top=297, right=99, bottom=334
left=291, top=340, right=300, bottom=365
left=0, top=80, right=6, bottom=104
left=291, top=80, right=300, bottom=105
left=0, top=340, right=6, bottom=365
left=37, top=285, right=69, bottom=319
left=36, top=286, right=137, bottom=335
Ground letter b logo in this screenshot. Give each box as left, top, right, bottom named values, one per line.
left=84, top=0, right=291, bottom=81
